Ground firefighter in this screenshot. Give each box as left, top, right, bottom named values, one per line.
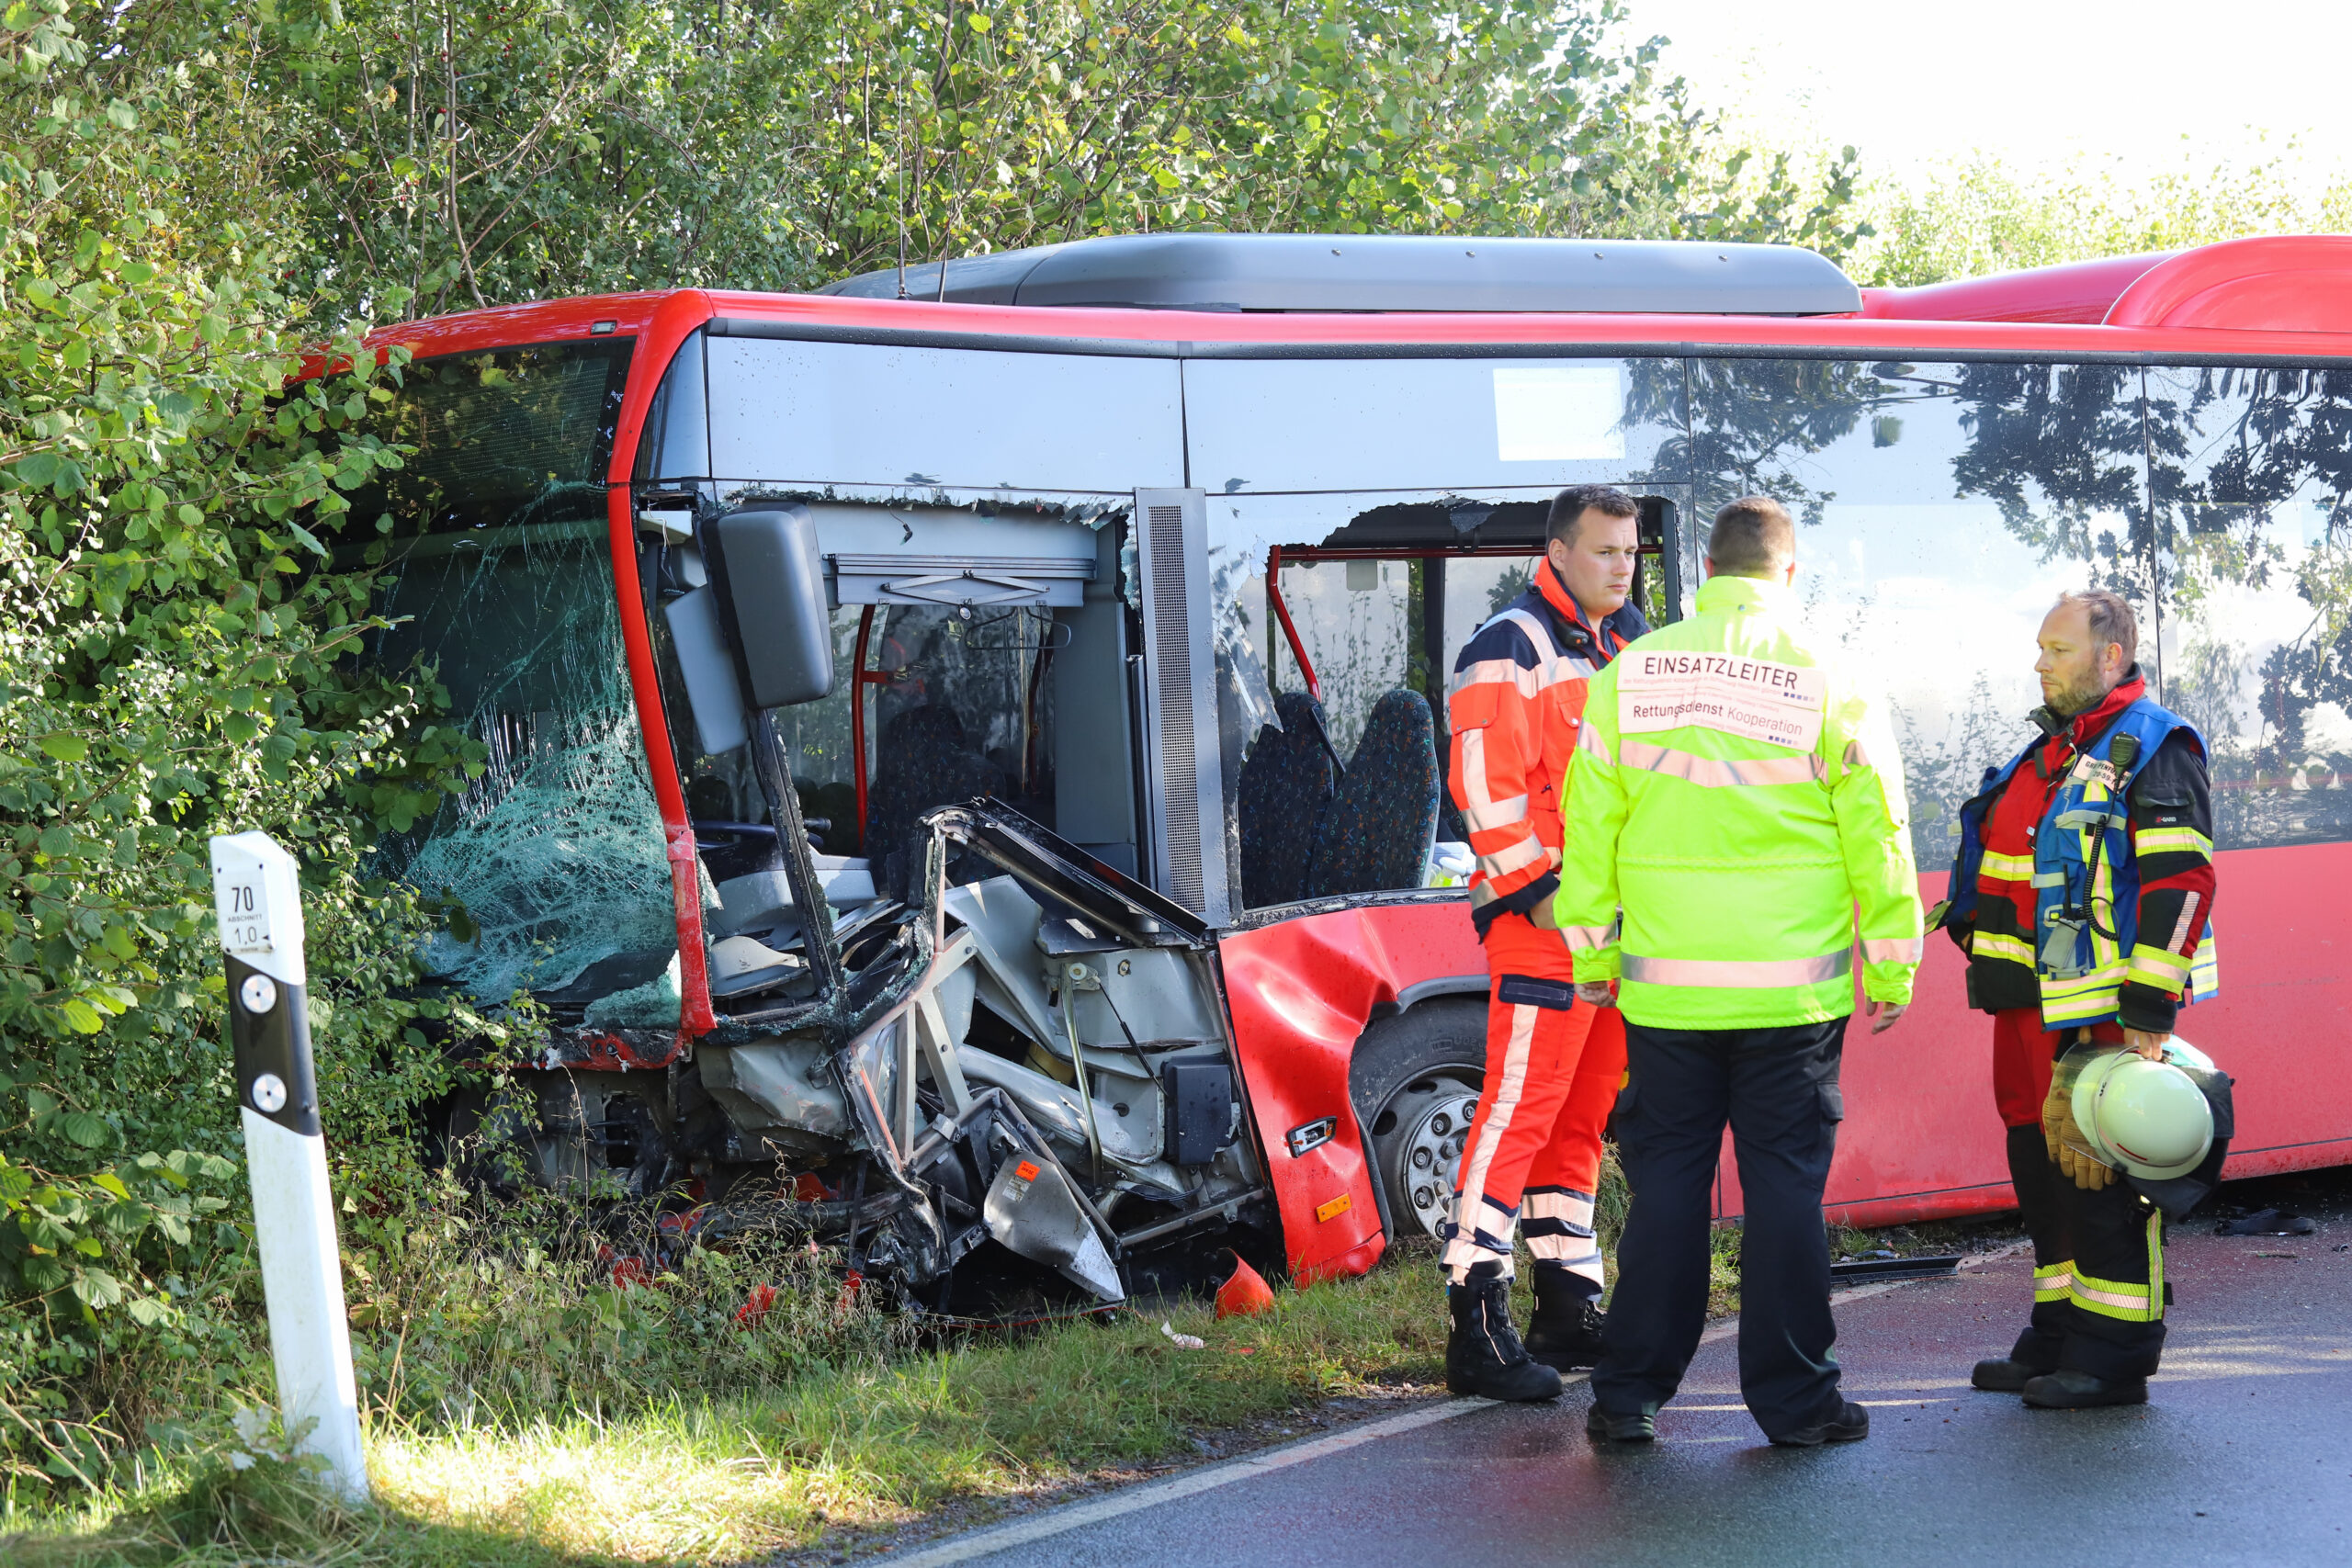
left=1556, top=496, right=1922, bottom=1446
left=1941, top=588, right=2217, bottom=1409
left=1439, top=483, right=1646, bottom=1402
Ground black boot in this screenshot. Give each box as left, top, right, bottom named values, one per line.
left=1522, top=1269, right=1607, bottom=1372
left=1974, top=1321, right=2062, bottom=1391
left=1445, top=1278, right=1564, bottom=1402
left=2022, top=1370, right=2147, bottom=1409
left=1972, top=1358, right=2049, bottom=1392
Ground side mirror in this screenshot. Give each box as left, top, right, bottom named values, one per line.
left=713, top=505, right=834, bottom=708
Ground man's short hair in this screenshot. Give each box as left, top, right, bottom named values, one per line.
left=1707, top=496, right=1796, bottom=576
left=1547, top=484, right=1639, bottom=547
left=2055, top=588, right=2138, bottom=671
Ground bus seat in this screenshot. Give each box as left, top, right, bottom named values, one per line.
left=1303, top=690, right=1440, bottom=899
left=868, top=704, right=1005, bottom=898
left=1237, top=691, right=1338, bottom=908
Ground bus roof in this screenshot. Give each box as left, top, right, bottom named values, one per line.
left=371, top=233, right=2352, bottom=366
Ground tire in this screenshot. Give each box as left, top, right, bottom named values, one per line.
left=1349, top=997, right=1487, bottom=1243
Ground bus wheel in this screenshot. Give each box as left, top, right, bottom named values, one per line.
left=1349, top=998, right=1485, bottom=1244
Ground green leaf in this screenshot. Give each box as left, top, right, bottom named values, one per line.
left=60, top=1111, right=111, bottom=1147
left=72, top=1268, right=124, bottom=1310
left=57, top=999, right=103, bottom=1035
left=285, top=521, right=327, bottom=557
left=37, top=734, right=87, bottom=762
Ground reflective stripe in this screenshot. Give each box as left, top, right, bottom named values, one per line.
left=2040, top=960, right=2131, bottom=1022
left=2071, top=1280, right=2151, bottom=1311
left=1478, top=836, right=1551, bottom=879
left=1860, top=937, right=1923, bottom=965
left=1522, top=1186, right=1596, bottom=1230
left=1979, top=851, right=2036, bottom=882
left=2127, top=944, right=2193, bottom=995
left=1456, top=726, right=1528, bottom=829
left=2134, top=826, right=2212, bottom=859
left=1618, top=739, right=1826, bottom=789
left=1451, top=657, right=1546, bottom=700
left=2191, top=935, right=2220, bottom=1000
left=1446, top=1002, right=1540, bottom=1282
left=1973, top=931, right=2036, bottom=967
left=2032, top=1262, right=2074, bottom=1302
left=1464, top=795, right=1530, bottom=831
left=2070, top=1230, right=2165, bottom=1323
left=1560, top=922, right=1616, bottom=952
left=1621, top=949, right=1852, bottom=987
left=2165, top=892, right=2201, bottom=954
left=1575, top=714, right=1614, bottom=765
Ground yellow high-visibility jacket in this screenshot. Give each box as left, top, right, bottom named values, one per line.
left=1554, top=573, right=1924, bottom=1029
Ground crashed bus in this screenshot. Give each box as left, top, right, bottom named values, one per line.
left=352, top=232, right=2352, bottom=1306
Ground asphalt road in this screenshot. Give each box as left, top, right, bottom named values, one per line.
left=896, top=1218, right=2352, bottom=1568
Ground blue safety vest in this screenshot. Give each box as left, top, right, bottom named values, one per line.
left=1949, top=696, right=2218, bottom=1030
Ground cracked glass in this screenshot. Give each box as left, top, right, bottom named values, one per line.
left=356, top=342, right=681, bottom=1017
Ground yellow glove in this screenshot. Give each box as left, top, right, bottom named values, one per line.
left=2041, top=1078, right=2116, bottom=1191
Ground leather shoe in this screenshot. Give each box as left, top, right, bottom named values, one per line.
left=1971, top=1357, right=2050, bottom=1393
left=2022, top=1370, right=2147, bottom=1409
left=1770, top=1400, right=1870, bottom=1447
left=1584, top=1403, right=1656, bottom=1443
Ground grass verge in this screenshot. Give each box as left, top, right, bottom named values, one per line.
left=3, top=1240, right=1464, bottom=1567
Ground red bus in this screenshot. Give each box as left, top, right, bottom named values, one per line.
left=357, top=232, right=2352, bottom=1303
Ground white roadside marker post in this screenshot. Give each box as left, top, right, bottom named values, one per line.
left=209, top=831, right=370, bottom=1504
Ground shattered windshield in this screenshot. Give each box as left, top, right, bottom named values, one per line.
left=355, top=342, right=681, bottom=1018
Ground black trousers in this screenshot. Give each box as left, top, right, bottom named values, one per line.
left=2006, top=1125, right=2168, bottom=1380
left=1592, top=1016, right=1847, bottom=1438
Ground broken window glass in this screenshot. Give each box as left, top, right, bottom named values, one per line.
left=355, top=344, right=680, bottom=1020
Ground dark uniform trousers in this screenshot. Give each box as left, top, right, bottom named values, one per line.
left=2006, top=1125, right=2168, bottom=1380
left=1994, top=1010, right=2167, bottom=1382
left=1592, top=1016, right=1848, bottom=1439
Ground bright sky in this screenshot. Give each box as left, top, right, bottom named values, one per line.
left=1623, top=0, right=2352, bottom=191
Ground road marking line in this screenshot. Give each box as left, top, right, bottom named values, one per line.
left=873, top=1382, right=1582, bottom=1567
left=882, top=1244, right=2030, bottom=1562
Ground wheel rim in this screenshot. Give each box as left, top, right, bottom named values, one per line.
left=1376, top=1072, right=1481, bottom=1241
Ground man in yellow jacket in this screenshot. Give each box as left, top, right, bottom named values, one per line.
left=1555, top=495, right=1923, bottom=1448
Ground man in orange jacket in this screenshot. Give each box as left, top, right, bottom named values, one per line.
left=1439, top=484, right=1646, bottom=1401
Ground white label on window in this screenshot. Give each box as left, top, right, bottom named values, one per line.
left=1492, top=366, right=1625, bottom=462
left=1618, top=650, right=1826, bottom=752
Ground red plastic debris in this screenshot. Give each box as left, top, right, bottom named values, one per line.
left=1215, top=1254, right=1275, bottom=1319
left=833, top=1269, right=865, bottom=1319
left=735, top=1283, right=780, bottom=1329
left=794, top=1171, right=831, bottom=1202
left=609, top=1255, right=653, bottom=1291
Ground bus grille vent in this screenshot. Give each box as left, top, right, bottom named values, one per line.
left=1146, top=502, right=1205, bottom=911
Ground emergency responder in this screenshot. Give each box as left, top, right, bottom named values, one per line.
left=1941, top=588, right=2217, bottom=1409
left=1438, top=483, right=1646, bottom=1402
left=1557, top=495, right=1922, bottom=1446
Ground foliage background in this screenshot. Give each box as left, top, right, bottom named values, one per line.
left=0, top=0, right=2331, bottom=1517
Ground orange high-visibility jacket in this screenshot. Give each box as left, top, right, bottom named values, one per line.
left=1447, top=563, right=1647, bottom=939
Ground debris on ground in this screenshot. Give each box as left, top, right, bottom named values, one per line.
left=1160, top=1321, right=1205, bottom=1349
left=2217, top=1208, right=2317, bottom=1236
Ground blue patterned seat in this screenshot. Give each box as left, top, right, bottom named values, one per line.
left=1237, top=692, right=1338, bottom=908
left=868, top=705, right=1005, bottom=899
left=1304, top=690, right=1441, bottom=898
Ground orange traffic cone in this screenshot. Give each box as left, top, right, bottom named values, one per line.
left=1215, top=1252, right=1275, bottom=1319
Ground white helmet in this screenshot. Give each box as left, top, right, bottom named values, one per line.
left=2068, top=1047, right=2214, bottom=1180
